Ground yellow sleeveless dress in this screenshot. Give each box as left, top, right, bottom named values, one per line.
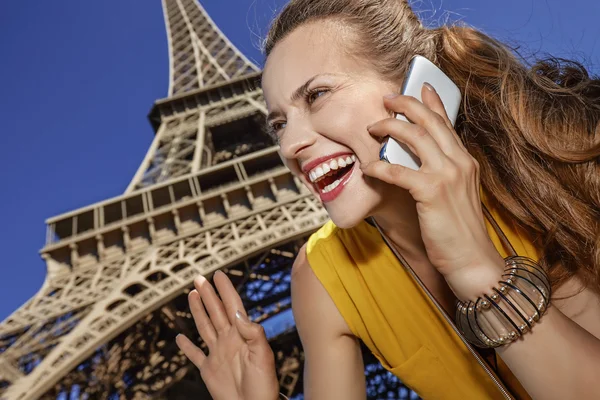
left=305, top=188, right=535, bottom=399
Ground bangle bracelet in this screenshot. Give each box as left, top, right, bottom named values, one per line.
left=455, top=256, right=551, bottom=348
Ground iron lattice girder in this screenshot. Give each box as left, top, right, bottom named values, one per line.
left=43, top=144, right=291, bottom=257
left=162, top=0, right=260, bottom=96
left=147, top=72, right=264, bottom=132
left=131, top=77, right=267, bottom=192
left=2, top=196, right=328, bottom=399
left=0, top=149, right=306, bottom=340
left=0, top=0, right=420, bottom=398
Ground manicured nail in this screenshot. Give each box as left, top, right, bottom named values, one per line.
left=236, top=310, right=247, bottom=322
left=384, top=93, right=399, bottom=99
left=423, top=82, right=435, bottom=92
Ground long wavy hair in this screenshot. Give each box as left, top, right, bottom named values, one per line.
left=264, top=0, right=600, bottom=294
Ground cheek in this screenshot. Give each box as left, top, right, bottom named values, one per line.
left=314, top=99, right=365, bottom=136
left=314, top=95, right=387, bottom=152
left=279, top=152, right=301, bottom=175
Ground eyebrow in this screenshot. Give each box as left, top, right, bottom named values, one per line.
left=265, top=74, right=322, bottom=126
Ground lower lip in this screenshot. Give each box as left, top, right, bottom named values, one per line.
left=317, top=163, right=356, bottom=203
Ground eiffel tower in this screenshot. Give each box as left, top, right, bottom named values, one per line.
left=0, top=1, right=415, bottom=399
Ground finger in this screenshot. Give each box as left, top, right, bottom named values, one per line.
left=194, top=275, right=231, bottom=336
left=360, top=159, right=426, bottom=191
left=419, top=85, right=479, bottom=171
left=420, top=83, right=467, bottom=150
left=176, top=333, right=206, bottom=369
left=213, top=270, right=246, bottom=325
left=421, top=83, right=454, bottom=130
left=188, top=289, right=217, bottom=347
left=234, top=310, right=273, bottom=358
left=367, top=118, right=446, bottom=169
left=384, top=93, right=462, bottom=156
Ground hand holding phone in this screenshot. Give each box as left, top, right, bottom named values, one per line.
left=379, top=56, right=461, bottom=170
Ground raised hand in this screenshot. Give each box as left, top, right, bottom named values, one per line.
left=361, top=84, right=506, bottom=300
left=176, top=270, right=279, bottom=400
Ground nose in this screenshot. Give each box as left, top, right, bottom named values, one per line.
left=278, top=121, right=317, bottom=161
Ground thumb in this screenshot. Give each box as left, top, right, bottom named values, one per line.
left=235, top=310, right=270, bottom=351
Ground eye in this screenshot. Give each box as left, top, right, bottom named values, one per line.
left=268, top=121, right=286, bottom=142
left=305, top=88, right=329, bottom=104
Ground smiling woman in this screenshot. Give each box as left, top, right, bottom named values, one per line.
left=175, top=0, right=600, bottom=399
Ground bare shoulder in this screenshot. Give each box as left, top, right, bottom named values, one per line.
left=291, top=242, right=310, bottom=278
left=291, top=242, right=353, bottom=338
left=291, top=246, right=366, bottom=398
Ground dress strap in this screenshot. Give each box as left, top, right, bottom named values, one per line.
left=369, top=200, right=518, bottom=400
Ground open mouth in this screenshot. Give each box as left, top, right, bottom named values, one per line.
left=307, top=155, right=356, bottom=194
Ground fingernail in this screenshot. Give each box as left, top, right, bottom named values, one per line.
left=236, top=310, right=248, bottom=322
left=366, top=122, right=374, bottom=130
left=423, top=82, right=435, bottom=92
left=384, top=93, right=399, bottom=99
left=176, top=333, right=181, bottom=340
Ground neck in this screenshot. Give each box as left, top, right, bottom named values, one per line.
left=371, top=188, right=427, bottom=261
left=370, top=186, right=457, bottom=315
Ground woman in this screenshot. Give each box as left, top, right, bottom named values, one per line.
left=175, top=0, right=600, bottom=399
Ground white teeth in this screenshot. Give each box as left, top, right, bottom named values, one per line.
left=315, top=166, right=324, bottom=180
left=322, top=177, right=343, bottom=193
left=307, top=154, right=357, bottom=183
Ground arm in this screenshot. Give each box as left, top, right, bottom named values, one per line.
left=457, top=260, right=600, bottom=400
left=498, top=306, right=600, bottom=400
left=291, top=244, right=366, bottom=400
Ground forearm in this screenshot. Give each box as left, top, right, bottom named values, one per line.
left=496, top=306, right=600, bottom=400
left=447, top=257, right=600, bottom=400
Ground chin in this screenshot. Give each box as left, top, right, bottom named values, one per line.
left=326, top=207, right=368, bottom=229
left=309, top=170, right=381, bottom=229
left=323, top=190, right=378, bottom=229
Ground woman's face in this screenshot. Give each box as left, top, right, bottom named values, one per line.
left=262, top=21, right=400, bottom=228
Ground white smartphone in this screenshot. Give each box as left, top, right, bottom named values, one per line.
left=379, top=55, right=461, bottom=170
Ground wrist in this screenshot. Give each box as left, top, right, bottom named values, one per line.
left=444, top=254, right=505, bottom=301
left=454, top=256, right=552, bottom=348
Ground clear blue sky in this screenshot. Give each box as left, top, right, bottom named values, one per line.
left=0, top=0, right=598, bottom=322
